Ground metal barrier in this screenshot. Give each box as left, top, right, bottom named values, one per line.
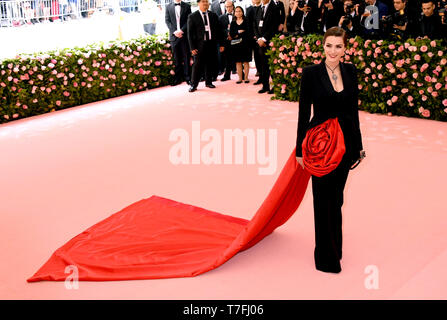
left=0, top=0, right=149, bottom=27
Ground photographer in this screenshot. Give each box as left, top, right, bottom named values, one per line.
left=381, top=0, right=413, bottom=40
left=292, top=0, right=320, bottom=34
left=286, top=0, right=300, bottom=32
left=359, top=0, right=389, bottom=39
left=319, top=0, right=344, bottom=33
left=416, top=0, right=445, bottom=39
left=338, top=0, right=361, bottom=36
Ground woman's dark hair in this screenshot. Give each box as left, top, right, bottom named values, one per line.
left=323, top=27, right=347, bottom=47
left=234, top=6, right=245, bottom=19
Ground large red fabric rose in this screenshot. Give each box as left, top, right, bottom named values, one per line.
left=302, top=117, right=346, bottom=177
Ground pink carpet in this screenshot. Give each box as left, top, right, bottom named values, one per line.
left=1, top=70, right=446, bottom=299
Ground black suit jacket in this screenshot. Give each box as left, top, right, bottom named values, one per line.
left=273, top=0, right=286, bottom=26
left=245, top=5, right=260, bottom=38
left=294, top=0, right=320, bottom=34
left=165, top=1, right=192, bottom=42
left=296, top=61, right=363, bottom=159
left=219, top=12, right=233, bottom=38
left=187, top=10, right=224, bottom=52
left=253, top=1, right=280, bottom=42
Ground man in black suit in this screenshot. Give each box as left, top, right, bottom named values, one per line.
left=211, top=0, right=227, bottom=78
left=294, top=0, right=320, bottom=34
left=254, top=0, right=279, bottom=93
left=246, top=0, right=262, bottom=81
left=219, top=0, right=235, bottom=81
left=165, top=0, right=192, bottom=86
left=273, top=0, right=286, bottom=32
left=320, top=0, right=344, bottom=33
left=187, top=0, right=225, bottom=92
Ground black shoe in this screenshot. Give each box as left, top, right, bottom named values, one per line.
left=236, top=81, right=242, bottom=84
left=268, top=89, right=274, bottom=94
left=258, top=88, right=268, bottom=93
left=212, top=77, right=217, bottom=82
left=244, top=80, right=250, bottom=83
left=253, top=80, right=262, bottom=85
left=189, top=86, right=197, bottom=92
left=186, top=80, right=191, bottom=86
left=221, top=77, right=231, bottom=81
left=206, top=84, right=216, bottom=88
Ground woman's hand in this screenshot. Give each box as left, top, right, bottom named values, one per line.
left=296, top=156, right=304, bottom=168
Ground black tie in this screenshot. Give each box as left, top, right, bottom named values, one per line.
left=203, top=12, right=210, bottom=41
left=261, top=5, right=265, bottom=17
left=175, top=3, right=180, bottom=5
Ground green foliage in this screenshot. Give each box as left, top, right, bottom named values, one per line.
left=268, top=34, right=447, bottom=121
left=0, top=34, right=174, bottom=124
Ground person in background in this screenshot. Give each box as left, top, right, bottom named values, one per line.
left=219, top=0, right=236, bottom=81
left=211, top=0, right=226, bottom=15
left=165, top=0, right=192, bottom=86
left=338, top=0, right=361, bottom=37
left=416, top=0, right=444, bottom=39
left=319, top=0, right=344, bottom=33
left=245, top=0, right=262, bottom=81
left=272, top=0, right=286, bottom=32
left=253, top=0, right=279, bottom=94
left=230, top=6, right=252, bottom=83
left=187, top=0, right=225, bottom=92
left=286, top=0, right=299, bottom=32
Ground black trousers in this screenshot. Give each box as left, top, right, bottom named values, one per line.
left=257, top=45, right=271, bottom=90
left=171, top=37, right=191, bottom=83
left=191, top=40, right=217, bottom=87
left=311, top=152, right=351, bottom=273
left=221, top=40, right=234, bottom=78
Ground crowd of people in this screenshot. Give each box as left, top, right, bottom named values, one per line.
left=165, top=0, right=447, bottom=93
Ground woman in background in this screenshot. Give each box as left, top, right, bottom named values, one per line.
left=229, top=6, right=251, bottom=83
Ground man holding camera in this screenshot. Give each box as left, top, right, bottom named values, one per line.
left=381, top=0, right=413, bottom=40
left=338, top=0, right=361, bottom=36
left=319, top=0, right=344, bottom=33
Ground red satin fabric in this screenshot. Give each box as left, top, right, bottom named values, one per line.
left=302, top=118, right=346, bottom=177
left=27, top=148, right=311, bottom=282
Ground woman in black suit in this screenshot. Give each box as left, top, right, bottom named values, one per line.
left=295, top=27, right=365, bottom=273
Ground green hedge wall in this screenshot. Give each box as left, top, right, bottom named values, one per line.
left=0, top=35, right=174, bottom=124
left=268, top=34, right=447, bottom=121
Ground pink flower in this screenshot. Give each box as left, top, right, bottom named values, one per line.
left=412, top=73, right=418, bottom=79
left=430, top=40, right=436, bottom=47
left=63, top=91, right=70, bottom=97
left=55, top=101, right=61, bottom=106
left=152, top=76, right=157, bottom=81
left=443, top=99, right=447, bottom=107
left=422, top=109, right=430, bottom=117
left=391, top=96, right=398, bottom=103
left=420, top=46, right=428, bottom=52
left=401, top=88, right=409, bottom=94
left=387, top=100, right=392, bottom=106
left=155, top=61, right=161, bottom=66
left=365, top=68, right=371, bottom=74
left=414, top=54, right=421, bottom=61
left=432, top=91, right=438, bottom=98
left=407, top=95, right=413, bottom=102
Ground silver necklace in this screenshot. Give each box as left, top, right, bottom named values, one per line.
left=325, top=62, right=339, bottom=82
